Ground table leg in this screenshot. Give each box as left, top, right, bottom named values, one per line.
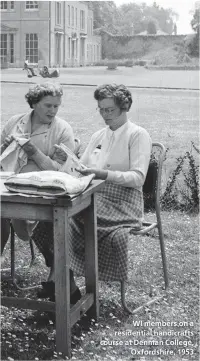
left=53, top=207, right=71, bottom=357
left=83, top=194, right=99, bottom=320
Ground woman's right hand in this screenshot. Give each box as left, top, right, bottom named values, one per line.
left=0, top=135, right=15, bottom=154
left=4, top=135, right=15, bottom=147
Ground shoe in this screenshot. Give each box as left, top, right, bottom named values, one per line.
left=37, top=282, right=82, bottom=304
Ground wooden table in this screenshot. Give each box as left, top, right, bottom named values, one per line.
left=1, top=179, right=105, bottom=357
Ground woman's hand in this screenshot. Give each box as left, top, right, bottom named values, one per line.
left=21, top=140, right=38, bottom=157
left=0, top=135, right=15, bottom=154
left=53, top=145, right=68, bottom=162
left=76, top=166, right=108, bottom=180
left=4, top=135, right=15, bottom=147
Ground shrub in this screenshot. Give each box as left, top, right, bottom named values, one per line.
left=103, top=59, right=118, bottom=69
left=147, top=21, right=157, bottom=35
left=93, top=59, right=134, bottom=67
left=184, top=33, right=199, bottom=57
left=124, top=59, right=134, bottom=67
left=151, top=55, right=162, bottom=65
left=134, top=59, right=147, bottom=66
left=107, top=63, right=118, bottom=70
left=177, top=53, right=192, bottom=64
left=93, top=60, right=108, bottom=66
left=161, top=142, right=199, bottom=213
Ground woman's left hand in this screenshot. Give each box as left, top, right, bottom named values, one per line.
left=53, top=145, right=68, bottom=162
left=21, top=140, right=38, bottom=157
left=76, top=166, right=108, bottom=180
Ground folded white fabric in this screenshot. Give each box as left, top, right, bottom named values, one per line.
left=4, top=170, right=95, bottom=197
left=0, top=137, right=30, bottom=173
left=0, top=171, right=15, bottom=179
left=0, top=171, right=15, bottom=193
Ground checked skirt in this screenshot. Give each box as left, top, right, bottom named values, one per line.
left=32, top=182, right=143, bottom=281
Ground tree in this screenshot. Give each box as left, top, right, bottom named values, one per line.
left=88, top=1, right=179, bottom=36
left=147, top=20, right=157, bottom=34
left=188, top=9, right=200, bottom=56
left=87, top=1, right=120, bottom=34
left=142, top=4, right=178, bottom=34
left=116, top=3, right=145, bottom=35
left=191, top=9, right=200, bottom=33
left=173, top=23, right=177, bottom=35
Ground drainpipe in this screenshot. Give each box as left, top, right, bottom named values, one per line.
left=49, top=1, right=51, bottom=66
left=63, top=1, right=65, bottom=66
left=19, top=1, right=22, bottom=66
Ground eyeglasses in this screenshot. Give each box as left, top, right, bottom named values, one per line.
left=97, top=107, right=117, bottom=115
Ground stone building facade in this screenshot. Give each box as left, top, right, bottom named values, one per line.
left=0, top=1, right=101, bottom=67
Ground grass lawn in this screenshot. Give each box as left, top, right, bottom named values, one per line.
left=1, top=66, right=199, bottom=89
left=1, top=83, right=199, bottom=188
left=1, top=83, right=199, bottom=360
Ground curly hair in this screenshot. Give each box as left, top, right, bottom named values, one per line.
left=94, top=83, right=132, bottom=111
left=25, top=82, right=63, bottom=108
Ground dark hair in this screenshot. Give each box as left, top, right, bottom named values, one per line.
left=94, top=83, right=132, bottom=111
left=25, top=82, right=63, bottom=108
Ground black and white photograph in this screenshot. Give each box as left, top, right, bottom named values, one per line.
left=0, top=0, right=199, bottom=360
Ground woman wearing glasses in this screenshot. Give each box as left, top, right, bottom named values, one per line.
left=32, top=83, right=152, bottom=304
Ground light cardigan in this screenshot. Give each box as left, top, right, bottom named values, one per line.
left=1, top=111, right=75, bottom=173
left=81, top=120, right=152, bottom=190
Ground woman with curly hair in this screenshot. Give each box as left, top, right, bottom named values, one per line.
left=32, top=83, right=152, bottom=304
left=1, top=82, right=75, bottom=255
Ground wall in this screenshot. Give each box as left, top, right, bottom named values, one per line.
left=49, top=1, right=64, bottom=67
left=100, top=31, right=186, bottom=59
left=1, top=1, right=49, bottom=66
left=63, top=1, right=88, bottom=67
left=87, top=36, right=101, bottom=63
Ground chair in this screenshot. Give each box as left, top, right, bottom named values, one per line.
left=1, top=138, right=81, bottom=290
left=74, top=137, right=81, bottom=155
left=120, top=142, right=169, bottom=314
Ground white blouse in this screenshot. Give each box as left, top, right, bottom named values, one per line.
left=80, top=120, right=152, bottom=190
